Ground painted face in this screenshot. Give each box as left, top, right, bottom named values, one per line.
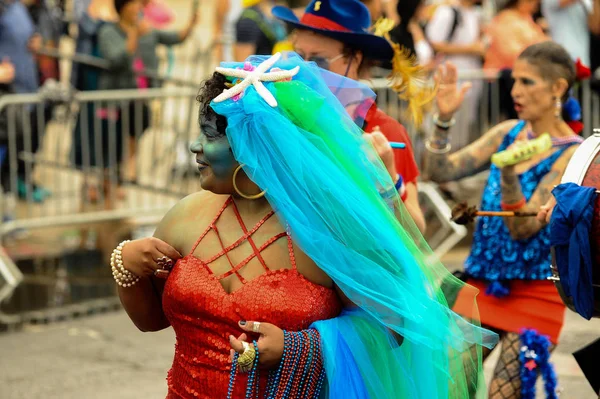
left=190, top=113, right=238, bottom=194
left=293, top=30, right=358, bottom=78
left=511, top=59, right=558, bottom=122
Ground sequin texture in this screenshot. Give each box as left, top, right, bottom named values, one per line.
left=465, top=121, right=579, bottom=284
left=162, top=197, right=342, bottom=398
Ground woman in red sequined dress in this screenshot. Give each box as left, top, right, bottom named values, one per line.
left=111, top=50, right=494, bottom=398
left=114, top=95, right=350, bottom=398
left=110, top=77, right=402, bottom=398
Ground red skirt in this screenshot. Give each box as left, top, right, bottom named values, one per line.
left=453, top=279, right=566, bottom=344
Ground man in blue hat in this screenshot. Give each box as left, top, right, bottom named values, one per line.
left=273, top=0, right=426, bottom=232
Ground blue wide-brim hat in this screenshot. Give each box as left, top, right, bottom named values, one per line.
left=272, top=0, right=394, bottom=63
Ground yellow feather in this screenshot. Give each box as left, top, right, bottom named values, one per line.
left=371, top=20, right=437, bottom=126
left=387, top=41, right=437, bottom=126
left=371, top=18, right=396, bottom=38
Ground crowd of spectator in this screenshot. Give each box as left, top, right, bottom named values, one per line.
left=0, top=0, right=599, bottom=211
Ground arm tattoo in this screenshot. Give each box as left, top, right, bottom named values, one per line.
left=431, top=125, right=451, bottom=142
left=425, top=123, right=508, bottom=183
left=502, top=169, right=561, bottom=240
left=501, top=169, right=523, bottom=204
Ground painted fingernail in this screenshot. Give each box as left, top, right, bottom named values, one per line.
left=239, top=320, right=246, bottom=326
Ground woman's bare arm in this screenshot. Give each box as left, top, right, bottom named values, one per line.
left=500, top=145, right=577, bottom=240
left=117, top=193, right=203, bottom=331
left=425, top=120, right=517, bottom=183
left=403, top=182, right=426, bottom=233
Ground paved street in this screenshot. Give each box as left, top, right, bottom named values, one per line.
left=1, top=0, right=598, bottom=397
left=1, top=274, right=599, bottom=398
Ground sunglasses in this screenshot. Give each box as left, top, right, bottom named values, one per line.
left=303, top=54, right=345, bottom=70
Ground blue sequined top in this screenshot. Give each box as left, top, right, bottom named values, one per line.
left=465, top=121, right=577, bottom=285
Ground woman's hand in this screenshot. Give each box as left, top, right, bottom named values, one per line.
left=435, top=62, right=471, bottom=121
left=0, top=58, right=15, bottom=84
left=120, top=237, right=182, bottom=279
left=364, top=129, right=397, bottom=180
left=229, top=321, right=284, bottom=370
left=497, top=138, right=535, bottom=170
left=537, top=196, right=556, bottom=226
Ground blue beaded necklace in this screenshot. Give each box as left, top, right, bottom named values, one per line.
left=226, top=330, right=325, bottom=399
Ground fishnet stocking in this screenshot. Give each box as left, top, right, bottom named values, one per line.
left=489, top=332, right=523, bottom=399
left=488, top=332, right=556, bottom=399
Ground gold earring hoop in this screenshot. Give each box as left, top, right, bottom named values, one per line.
left=232, top=164, right=266, bottom=200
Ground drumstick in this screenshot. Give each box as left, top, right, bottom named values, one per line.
left=451, top=202, right=537, bottom=225
left=390, top=142, right=406, bottom=149
left=475, top=210, right=538, bottom=217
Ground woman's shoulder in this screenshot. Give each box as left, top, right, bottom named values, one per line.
left=491, top=119, right=522, bottom=138
left=169, top=191, right=226, bottom=221
left=154, top=191, right=227, bottom=248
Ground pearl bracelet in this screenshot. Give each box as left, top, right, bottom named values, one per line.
left=111, top=240, right=140, bottom=287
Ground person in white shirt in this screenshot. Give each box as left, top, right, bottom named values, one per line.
left=215, top=0, right=244, bottom=62
left=426, top=0, right=485, bottom=148
left=542, top=0, right=593, bottom=66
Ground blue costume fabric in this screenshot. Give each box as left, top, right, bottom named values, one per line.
left=465, top=121, right=578, bottom=295
left=550, top=183, right=598, bottom=320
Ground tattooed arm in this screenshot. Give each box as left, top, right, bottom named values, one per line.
left=501, top=145, right=578, bottom=240
left=425, top=120, right=518, bottom=183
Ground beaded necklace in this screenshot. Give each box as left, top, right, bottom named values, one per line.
left=526, top=131, right=584, bottom=147
left=227, top=330, right=324, bottom=399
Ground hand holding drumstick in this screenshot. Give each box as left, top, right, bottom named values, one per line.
left=451, top=202, right=538, bottom=225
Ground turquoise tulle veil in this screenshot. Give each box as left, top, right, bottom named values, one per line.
left=210, top=53, right=498, bottom=398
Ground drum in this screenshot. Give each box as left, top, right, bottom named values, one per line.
left=549, top=129, right=600, bottom=317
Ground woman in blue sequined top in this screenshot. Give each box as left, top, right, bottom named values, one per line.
left=425, top=41, right=583, bottom=398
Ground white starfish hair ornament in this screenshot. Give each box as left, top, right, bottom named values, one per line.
left=213, top=52, right=300, bottom=107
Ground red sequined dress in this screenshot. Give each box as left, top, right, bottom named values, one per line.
left=162, top=197, right=342, bottom=398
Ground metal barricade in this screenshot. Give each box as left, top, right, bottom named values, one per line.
left=1, top=67, right=598, bottom=326
left=370, top=69, right=600, bottom=149
left=0, top=87, right=200, bottom=326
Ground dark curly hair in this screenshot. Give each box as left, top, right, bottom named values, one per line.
left=196, top=72, right=229, bottom=138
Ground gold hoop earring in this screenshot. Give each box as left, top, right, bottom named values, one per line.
left=555, top=97, right=562, bottom=118
left=232, top=164, right=266, bottom=200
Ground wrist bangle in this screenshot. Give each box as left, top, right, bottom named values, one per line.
left=429, top=138, right=449, bottom=147
left=501, top=197, right=526, bottom=211
left=395, top=174, right=404, bottom=191
left=111, top=240, right=140, bottom=288
left=425, top=139, right=451, bottom=154
left=395, top=174, right=407, bottom=201
left=433, top=113, right=456, bottom=130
